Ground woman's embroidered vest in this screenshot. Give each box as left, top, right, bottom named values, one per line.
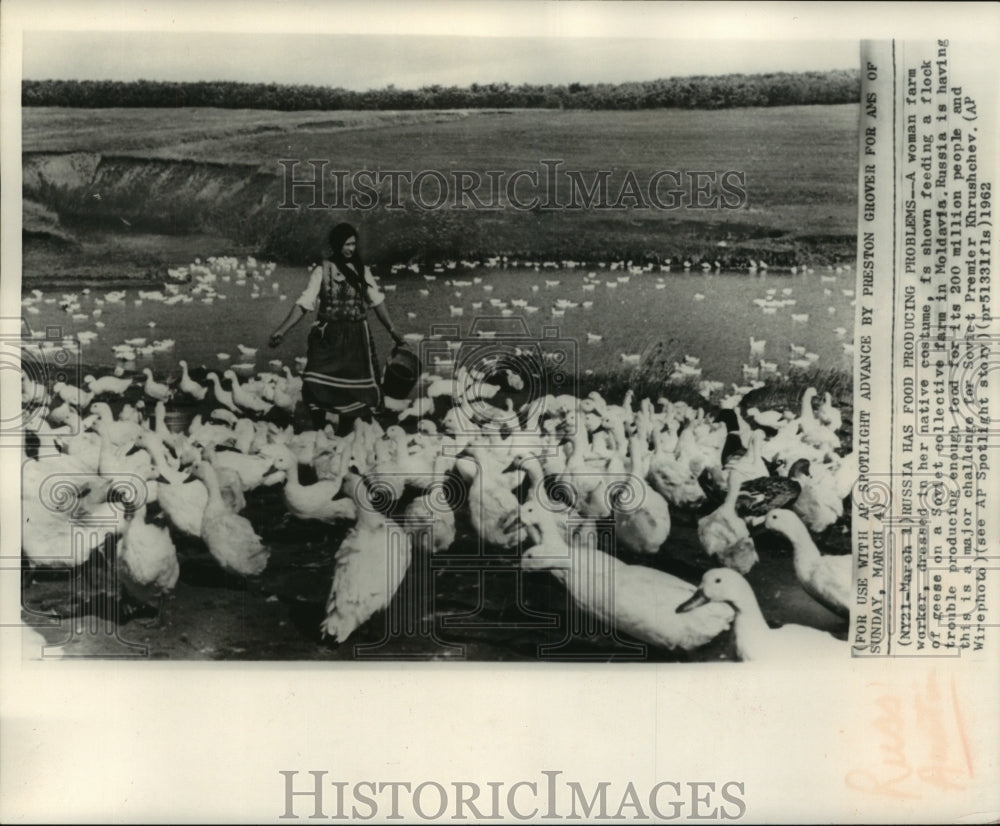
left=316, top=262, right=368, bottom=322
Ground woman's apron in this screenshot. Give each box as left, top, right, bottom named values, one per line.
left=301, top=262, right=381, bottom=417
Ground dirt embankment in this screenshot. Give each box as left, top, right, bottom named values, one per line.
left=24, top=152, right=272, bottom=237
left=22, top=151, right=857, bottom=275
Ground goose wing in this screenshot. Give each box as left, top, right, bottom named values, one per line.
left=803, top=554, right=853, bottom=618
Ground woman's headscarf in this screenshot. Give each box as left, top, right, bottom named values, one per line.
left=327, top=222, right=366, bottom=293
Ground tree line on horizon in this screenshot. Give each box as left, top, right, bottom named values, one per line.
left=22, top=70, right=859, bottom=110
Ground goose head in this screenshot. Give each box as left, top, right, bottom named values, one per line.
left=416, top=419, right=438, bottom=437
left=650, top=458, right=704, bottom=508
left=190, top=459, right=210, bottom=482
left=89, top=401, right=113, bottom=421
left=121, top=402, right=142, bottom=423
left=509, top=502, right=564, bottom=565
left=763, top=508, right=808, bottom=538
left=384, top=425, right=407, bottom=443
left=676, top=568, right=753, bottom=614
left=787, top=458, right=811, bottom=480
left=259, top=443, right=296, bottom=473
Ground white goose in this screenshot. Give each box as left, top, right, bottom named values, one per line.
left=178, top=360, right=208, bottom=400
left=402, top=491, right=456, bottom=554
left=90, top=402, right=142, bottom=445
left=797, top=387, right=840, bottom=452
left=613, top=417, right=671, bottom=555
left=192, top=460, right=269, bottom=576
left=208, top=445, right=280, bottom=495
left=697, top=472, right=758, bottom=574
left=145, top=438, right=209, bottom=538
left=84, top=373, right=133, bottom=397
left=677, top=568, right=846, bottom=661
left=205, top=372, right=239, bottom=412
left=764, top=509, right=851, bottom=618
left=142, top=368, right=172, bottom=402
left=263, top=443, right=356, bottom=524
left=647, top=452, right=705, bottom=509
left=816, top=392, right=843, bottom=432
left=518, top=502, right=735, bottom=652
left=224, top=370, right=273, bottom=415
left=321, top=473, right=413, bottom=643
left=454, top=454, right=526, bottom=549
left=52, top=380, right=92, bottom=408
left=118, top=504, right=180, bottom=625
left=21, top=453, right=121, bottom=570
left=788, top=459, right=843, bottom=533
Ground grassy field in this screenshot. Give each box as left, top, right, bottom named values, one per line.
left=21, top=107, right=477, bottom=154
left=22, top=104, right=858, bottom=269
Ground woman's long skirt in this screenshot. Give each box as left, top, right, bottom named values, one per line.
left=301, top=319, right=381, bottom=417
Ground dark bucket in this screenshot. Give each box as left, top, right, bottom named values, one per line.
left=161, top=408, right=197, bottom=434
left=382, top=347, right=420, bottom=403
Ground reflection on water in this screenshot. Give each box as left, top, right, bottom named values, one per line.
left=22, top=262, right=856, bottom=387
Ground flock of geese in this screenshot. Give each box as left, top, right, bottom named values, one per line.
left=388, top=257, right=856, bottom=381
left=21, top=326, right=856, bottom=659
left=21, top=253, right=855, bottom=396
left=18, top=253, right=859, bottom=660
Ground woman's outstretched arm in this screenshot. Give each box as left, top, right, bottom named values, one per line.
left=269, top=304, right=307, bottom=347
left=372, top=302, right=405, bottom=346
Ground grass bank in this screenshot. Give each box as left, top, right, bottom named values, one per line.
left=22, top=105, right=858, bottom=276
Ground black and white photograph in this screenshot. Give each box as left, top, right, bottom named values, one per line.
left=1, top=1, right=998, bottom=823
left=14, top=15, right=861, bottom=663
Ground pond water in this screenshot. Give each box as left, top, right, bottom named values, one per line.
left=22, top=259, right=856, bottom=392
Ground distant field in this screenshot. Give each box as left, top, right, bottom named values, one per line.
left=22, top=105, right=859, bottom=267
left=21, top=107, right=478, bottom=154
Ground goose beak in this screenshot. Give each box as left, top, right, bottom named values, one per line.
left=676, top=589, right=710, bottom=613
left=500, top=511, right=522, bottom=534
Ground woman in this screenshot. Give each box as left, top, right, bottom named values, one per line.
left=268, top=223, right=405, bottom=433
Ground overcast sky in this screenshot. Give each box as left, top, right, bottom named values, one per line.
left=23, top=19, right=859, bottom=90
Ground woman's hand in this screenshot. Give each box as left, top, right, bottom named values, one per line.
left=390, top=329, right=406, bottom=347
left=268, top=332, right=284, bottom=348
